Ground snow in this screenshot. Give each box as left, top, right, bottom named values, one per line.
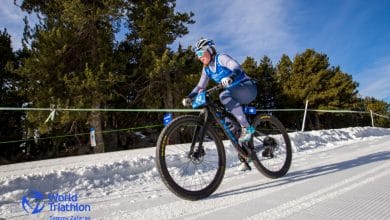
left=1, top=126, right=389, bottom=219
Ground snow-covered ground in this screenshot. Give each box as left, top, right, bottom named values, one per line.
left=1, top=126, right=390, bottom=219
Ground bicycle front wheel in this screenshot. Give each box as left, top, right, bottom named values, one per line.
left=249, top=115, right=292, bottom=178
left=156, top=115, right=226, bottom=200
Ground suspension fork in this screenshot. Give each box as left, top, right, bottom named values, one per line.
left=188, top=109, right=209, bottom=156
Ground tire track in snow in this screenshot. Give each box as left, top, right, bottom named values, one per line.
left=117, top=173, right=307, bottom=219
left=247, top=162, right=390, bottom=220
left=119, top=161, right=390, bottom=219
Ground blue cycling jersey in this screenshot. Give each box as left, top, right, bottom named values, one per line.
left=188, top=53, right=257, bottom=128
left=189, top=54, right=250, bottom=97
left=204, top=54, right=246, bottom=85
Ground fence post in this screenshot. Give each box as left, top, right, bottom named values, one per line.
left=302, top=100, right=309, bottom=132
left=370, top=110, right=375, bottom=127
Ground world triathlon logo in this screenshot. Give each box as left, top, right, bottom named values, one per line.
left=21, top=190, right=92, bottom=219
left=21, top=190, right=45, bottom=214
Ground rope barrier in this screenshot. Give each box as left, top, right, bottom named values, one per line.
left=0, top=124, right=163, bottom=145
left=372, top=112, right=390, bottom=119
left=308, top=109, right=368, bottom=114
left=0, top=106, right=387, bottom=115
left=0, top=107, right=201, bottom=112
left=256, top=109, right=305, bottom=112
left=0, top=107, right=201, bottom=123
left=0, top=106, right=388, bottom=144
left=257, top=108, right=389, bottom=118
left=256, top=108, right=369, bottom=114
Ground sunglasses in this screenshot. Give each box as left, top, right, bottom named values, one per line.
left=196, top=50, right=205, bottom=58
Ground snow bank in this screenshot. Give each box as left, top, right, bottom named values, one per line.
left=0, top=126, right=389, bottom=210
left=289, top=127, right=390, bottom=152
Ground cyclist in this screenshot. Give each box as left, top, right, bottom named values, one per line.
left=182, top=38, right=258, bottom=170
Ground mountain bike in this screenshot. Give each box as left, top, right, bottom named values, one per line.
left=156, top=84, right=292, bottom=200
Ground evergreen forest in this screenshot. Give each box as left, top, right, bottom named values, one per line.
left=1, top=0, right=389, bottom=164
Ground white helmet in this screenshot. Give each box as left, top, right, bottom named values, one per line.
left=195, top=38, right=216, bottom=55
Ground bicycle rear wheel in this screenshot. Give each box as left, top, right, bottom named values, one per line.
left=249, top=115, right=292, bottom=178
left=156, top=115, right=226, bottom=200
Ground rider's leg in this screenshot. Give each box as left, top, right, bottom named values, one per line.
left=219, top=80, right=257, bottom=142
left=219, top=89, right=250, bottom=126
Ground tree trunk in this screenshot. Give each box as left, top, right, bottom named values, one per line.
left=89, top=109, right=104, bottom=153
left=314, top=112, right=321, bottom=130
left=164, top=71, right=174, bottom=109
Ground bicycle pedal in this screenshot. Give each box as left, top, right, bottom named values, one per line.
left=244, top=161, right=252, bottom=171
left=238, top=161, right=251, bottom=171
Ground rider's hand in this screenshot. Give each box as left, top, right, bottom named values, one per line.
left=182, top=97, right=192, bottom=107
left=221, top=77, right=233, bottom=88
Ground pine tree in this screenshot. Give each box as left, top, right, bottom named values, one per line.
left=274, top=54, right=303, bottom=129
left=0, top=29, right=26, bottom=163
left=275, top=54, right=292, bottom=82
left=144, top=45, right=200, bottom=109
left=275, top=54, right=295, bottom=108
left=364, top=97, right=390, bottom=127
left=257, top=56, right=278, bottom=109
left=242, top=56, right=277, bottom=109
left=241, top=56, right=259, bottom=78
left=18, top=0, right=124, bottom=153
left=120, top=0, right=194, bottom=108
left=284, top=49, right=359, bottom=129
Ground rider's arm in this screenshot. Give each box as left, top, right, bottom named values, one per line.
left=218, top=54, right=244, bottom=81
left=187, top=69, right=209, bottom=98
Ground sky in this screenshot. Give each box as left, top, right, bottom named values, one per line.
left=1, top=0, right=389, bottom=102
left=173, top=0, right=390, bottom=102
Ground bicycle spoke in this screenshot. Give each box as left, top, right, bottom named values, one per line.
left=158, top=116, right=224, bottom=193
left=249, top=115, right=292, bottom=178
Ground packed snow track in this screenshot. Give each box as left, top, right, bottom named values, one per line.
left=0, top=127, right=389, bottom=219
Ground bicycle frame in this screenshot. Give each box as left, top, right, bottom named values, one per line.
left=191, top=87, right=252, bottom=159
left=157, top=85, right=292, bottom=200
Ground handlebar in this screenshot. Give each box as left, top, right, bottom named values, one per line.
left=183, top=84, right=224, bottom=108
left=206, top=84, right=224, bottom=95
